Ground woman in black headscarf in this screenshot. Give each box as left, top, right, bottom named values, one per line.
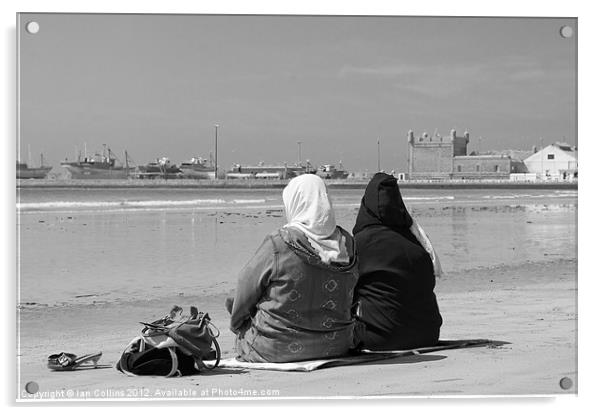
left=352, top=173, right=443, bottom=350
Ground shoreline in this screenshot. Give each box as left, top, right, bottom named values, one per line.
left=17, top=178, right=578, bottom=190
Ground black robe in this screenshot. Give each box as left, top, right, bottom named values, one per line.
left=352, top=173, right=442, bottom=350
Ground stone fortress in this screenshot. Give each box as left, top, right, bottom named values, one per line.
left=404, top=129, right=568, bottom=181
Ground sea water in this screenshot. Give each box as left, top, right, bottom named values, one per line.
left=16, top=187, right=577, bottom=306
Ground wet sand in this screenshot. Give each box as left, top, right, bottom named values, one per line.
left=18, top=259, right=576, bottom=399
left=17, top=188, right=577, bottom=307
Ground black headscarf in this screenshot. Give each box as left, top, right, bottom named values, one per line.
left=353, top=172, right=414, bottom=237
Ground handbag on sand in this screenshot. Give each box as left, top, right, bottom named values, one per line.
left=116, top=305, right=221, bottom=377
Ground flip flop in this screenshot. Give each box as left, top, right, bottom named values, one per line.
left=47, top=351, right=102, bottom=371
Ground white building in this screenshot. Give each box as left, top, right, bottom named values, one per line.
left=523, top=142, right=578, bottom=180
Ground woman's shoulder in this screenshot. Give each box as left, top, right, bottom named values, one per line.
left=354, top=224, right=396, bottom=242
left=275, top=227, right=316, bottom=256
left=267, top=227, right=306, bottom=255
left=356, top=225, right=427, bottom=255
left=249, top=231, right=282, bottom=257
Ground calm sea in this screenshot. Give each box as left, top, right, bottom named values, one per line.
left=17, top=187, right=577, bottom=307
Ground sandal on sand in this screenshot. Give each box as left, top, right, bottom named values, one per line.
left=47, top=351, right=102, bottom=371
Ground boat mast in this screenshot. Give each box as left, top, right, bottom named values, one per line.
left=125, top=150, right=129, bottom=176
left=214, top=124, right=219, bottom=180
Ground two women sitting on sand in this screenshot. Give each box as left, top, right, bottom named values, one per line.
left=226, top=173, right=442, bottom=362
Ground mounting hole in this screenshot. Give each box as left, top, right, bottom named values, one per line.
left=559, top=376, right=573, bottom=390
left=25, top=381, right=39, bottom=394
left=559, top=25, right=573, bottom=39
left=25, top=21, right=40, bottom=34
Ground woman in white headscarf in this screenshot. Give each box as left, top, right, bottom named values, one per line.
left=227, top=174, right=359, bottom=363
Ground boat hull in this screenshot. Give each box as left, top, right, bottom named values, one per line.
left=317, top=171, right=350, bottom=180
left=17, top=166, right=52, bottom=179
left=179, top=167, right=216, bottom=179
left=62, top=164, right=130, bottom=179
left=228, top=166, right=312, bottom=179
left=135, top=164, right=182, bottom=179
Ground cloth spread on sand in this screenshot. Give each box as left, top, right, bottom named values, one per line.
left=213, top=339, right=493, bottom=372
left=282, top=174, right=349, bottom=264
left=352, top=172, right=443, bottom=351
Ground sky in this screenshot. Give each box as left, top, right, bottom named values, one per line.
left=17, top=14, right=576, bottom=173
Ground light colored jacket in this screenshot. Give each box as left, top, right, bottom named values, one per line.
left=230, top=226, right=358, bottom=363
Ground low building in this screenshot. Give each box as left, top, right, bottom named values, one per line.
left=452, top=154, right=513, bottom=180
left=523, top=143, right=578, bottom=180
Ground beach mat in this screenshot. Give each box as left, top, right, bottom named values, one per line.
left=215, top=339, right=493, bottom=372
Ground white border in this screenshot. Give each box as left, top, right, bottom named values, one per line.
left=4, top=0, right=598, bottom=413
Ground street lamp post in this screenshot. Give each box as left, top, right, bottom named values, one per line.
left=214, top=124, right=219, bottom=180
left=297, top=141, right=302, bottom=165
left=539, top=137, right=544, bottom=180
left=377, top=139, right=381, bottom=173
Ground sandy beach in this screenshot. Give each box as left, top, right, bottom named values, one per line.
left=18, top=259, right=576, bottom=399
left=16, top=187, right=577, bottom=399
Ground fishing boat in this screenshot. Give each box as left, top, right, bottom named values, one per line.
left=136, top=157, right=182, bottom=179
left=289, top=162, right=318, bottom=177
left=316, top=163, right=350, bottom=180
left=16, top=158, right=52, bottom=179
left=179, top=156, right=215, bottom=179
left=226, top=161, right=316, bottom=179
left=60, top=146, right=132, bottom=179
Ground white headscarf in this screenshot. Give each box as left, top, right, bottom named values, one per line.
left=282, top=174, right=349, bottom=264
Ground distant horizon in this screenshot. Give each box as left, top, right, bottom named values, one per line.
left=18, top=14, right=576, bottom=172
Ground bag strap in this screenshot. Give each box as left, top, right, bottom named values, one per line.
left=194, top=335, right=221, bottom=371
left=140, top=335, right=179, bottom=377
left=207, top=320, right=220, bottom=338
left=199, top=317, right=221, bottom=370
left=118, top=337, right=142, bottom=377
left=165, top=348, right=180, bottom=377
